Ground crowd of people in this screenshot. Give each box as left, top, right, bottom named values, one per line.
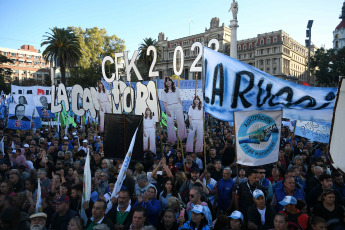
left=0, top=115, right=344, bottom=230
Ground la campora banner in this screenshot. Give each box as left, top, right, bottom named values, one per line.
left=234, top=110, right=282, bottom=166
left=203, top=47, right=337, bottom=122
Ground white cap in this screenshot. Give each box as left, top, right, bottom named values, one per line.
left=253, top=189, right=265, bottom=198
left=30, top=212, right=47, bottom=219
left=63, top=137, right=68, bottom=140
left=229, top=211, right=244, bottom=221
left=83, top=139, right=88, bottom=143
left=279, top=196, right=297, bottom=206
left=97, top=136, right=101, bottom=139
left=23, top=144, right=29, bottom=148
left=191, top=205, right=203, bottom=214
left=72, top=132, right=77, bottom=136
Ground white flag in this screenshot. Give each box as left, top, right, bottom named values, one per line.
left=81, top=151, right=91, bottom=225
left=35, top=178, right=42, bottom=213
left=111, top=128, right=138, bottom=198
left=234, top=110, right=282, bottom=166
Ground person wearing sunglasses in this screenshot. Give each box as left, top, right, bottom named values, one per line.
left=257, top=166, right=273, bottom=202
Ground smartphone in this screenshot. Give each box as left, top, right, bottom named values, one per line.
left=180, top=208, right=185, bottom=217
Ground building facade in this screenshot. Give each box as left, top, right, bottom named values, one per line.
left=0, top=45, right=50, bottom=85
left=333, top=1, right=345, bottom=50
left=155, top=18, right=314, bottom=84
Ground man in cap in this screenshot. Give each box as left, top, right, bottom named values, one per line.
left=179, top=204, right=209, bottom=229
left=30, top=212, right=47, bottom=230
left=78, top=139, right=88, bottom=153
left=247, top=189, right=275, bottom=229
left=50, top=195, right=76, bottom=230
left=279, top=195, right=309, bottom=230
left=229, top=210, right=245, bottom=229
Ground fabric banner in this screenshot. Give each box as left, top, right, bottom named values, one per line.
left=203, top=47, right=337, bottom=122
left=234, top=110, right=282, bottom=166
left=329, top=77, right=345, bottom=173
left=33, top=95, right=56, bottom=119
left=81, top=151, right=92, bottom=225
left=294, top=120, right=330, bottom=143
left=7, top=103, right=35, bottom=130
left=35, top=178, right=42, bottom=213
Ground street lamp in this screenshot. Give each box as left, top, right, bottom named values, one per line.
left=306, top=20, right=313, bottom=84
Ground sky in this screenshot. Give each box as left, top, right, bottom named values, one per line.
left=0, top=0, right=344, bottom=56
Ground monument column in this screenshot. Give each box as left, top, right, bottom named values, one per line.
left=229, top=0, right=239, bottom=59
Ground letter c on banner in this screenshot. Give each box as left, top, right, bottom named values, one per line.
left=173, top=46, right=184, bottom=76
left=102, top=56, right=115, bottom=83
left=71, top=85, right=85, bottom=116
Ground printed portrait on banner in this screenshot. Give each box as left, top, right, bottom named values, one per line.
left=143, top=107, right=157, bottom=154
left=33, top=95, right=55, bottom=119
left=7, top=103, right=35, bottom=130
left=13, top=95, right=34, bottom=105
left=186, top=94, right=204, bottom=153
left=97, top=80, right=112, bottom=133
left=160, top=76, right=187, bottom=143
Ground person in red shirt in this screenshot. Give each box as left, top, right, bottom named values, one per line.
left=279, top=196, right=309, bottom=230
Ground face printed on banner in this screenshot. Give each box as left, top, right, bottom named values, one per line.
left=40, top=96, right=49, bottom=109
left=7, top=103, right=34, bottom=130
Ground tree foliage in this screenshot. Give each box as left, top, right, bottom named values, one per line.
left=68, top=63, right=101, bottom=88
left=310, top=47, right=345, bottom=87
left=0, top=54, right=13, bottom=94
left=41, top=27, right=82, bottom=84
left=137, top=37, right=161, bottom=80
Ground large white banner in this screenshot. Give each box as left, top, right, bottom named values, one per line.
left=329, top=77, right=345, bottom=173
left=234, top=110, right=282, bottom=166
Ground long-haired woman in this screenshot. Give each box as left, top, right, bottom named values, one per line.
left=159, top=178, right=181, bottom=210
left=97, top=80, right=111, bottom=133
left=144, top=107, right=156, bottom=154
left=161, top=76, right=186, bottom=142
left=186, top=95, right=203, bottom=153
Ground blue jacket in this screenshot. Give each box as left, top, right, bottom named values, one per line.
left=179, top=220, right=211, bottom=230
left=217, top=178, right=235, bottom=211
left=274, top=186, right=304, bottom=212
left=133, top=198, right=161, bottom=227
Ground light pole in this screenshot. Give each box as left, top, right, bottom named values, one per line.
left=306, top=20, right=313, bottom=84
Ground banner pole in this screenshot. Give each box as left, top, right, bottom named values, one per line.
left=155, top=78, right=163, bottom=156
left=233, top=111, right=239, bottom=183
left=178, top=134, right=186, bottom=172
left=202, top=44, right=207, bottom=170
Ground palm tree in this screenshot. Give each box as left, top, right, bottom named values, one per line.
left=138, top=38, right=161, bottom=79
left=41, top=27, right=81, bottom=84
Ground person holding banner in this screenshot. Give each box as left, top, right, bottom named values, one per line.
left=186, top=95, right=203, bottom=153
left=97, top=80, right=111, bottom=133
left=143, top=107, right=156, bottom=154
left=161, top=76, right=186, bottom=142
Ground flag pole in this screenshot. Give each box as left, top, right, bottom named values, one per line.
left=155, top=78, right=163, bottom=156
left=202, top=44, right=207, bottom=170
left=233, top=111, right=239, bottom=183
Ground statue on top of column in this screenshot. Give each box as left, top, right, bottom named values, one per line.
left=229, top=0, right=238, bottom=20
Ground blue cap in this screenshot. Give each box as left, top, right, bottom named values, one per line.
left=228, top=210, right=244, bottom=221
left=279, top=196, right=297, bottom=206
left=253, top=189, right=265, bottom=198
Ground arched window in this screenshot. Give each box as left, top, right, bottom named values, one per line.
left=260, top=39, right=264, bottom=45
left=267, top=38, right=271, bottom=44
left=249, top=43, right=252, bottom=49
left=238, top=45, right=241, bottom=50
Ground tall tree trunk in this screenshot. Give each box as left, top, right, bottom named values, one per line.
left=60, top=58, right=66, bottom=85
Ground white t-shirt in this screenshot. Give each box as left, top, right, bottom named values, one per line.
left=97, top=91, right=109, bottom=103
left=257, top=207, right=266, bottom=225
left=144, top=116, right=156, bottom=129
left=161, top=89, right=181, bottom=105
left=188, top=106, right=203, bottom=120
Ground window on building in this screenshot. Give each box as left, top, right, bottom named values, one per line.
left=266, top=59, right=270, bottom=65
left=336, top=41, right=339, bottom=48
left=26, top=55, right=32, bottom=59
left=249, top=43, right=252, bottom=49
left=196, top=38, right=200, bottom=42
left=260, top=39, right=264, bottom=45
left=267, top=38, right=271, bottom=44
left=267, top=48, right=270, bottom=54
left=260, top=60, right=263, bottom=65
left=244, top=54, right=246, bottom=59
left=273, top=37, right=277, bottom=43
left=244, top=44, right=247, bottom=50
left=273, top=47, right=278, bottom=53
left=274, top=58, right=278, bottom=64
left=249, top=53, right=252, bottom=58
left=2, top=52, right=8, bottom=56
left=169, top=52, right=173, bottom=59
left=19, top=60, right=24, bottom=64
left=34, top=56, right=39, bottom=59
left=41, top=62, right=46, bottom=66
left=238, top=45, right=241, bottom=50
left=273, top=68, right=277, bottom=74
left=260, top=49, right=264, bottom=55
left=34, top=62, right=39, bottom=65
left=18, top=54, right=24, bottom=58
left=238, top=54, right=241, bottom=59
left=11, top=53, right=16, bottom=57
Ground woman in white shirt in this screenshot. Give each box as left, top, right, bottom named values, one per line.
left=161, top=77, right=186, bottom=142
left=97, top=80, right=111, bottom=133
left=186, top=95, right=203, bottom=153
left=143, top=107, right=156, bottom=154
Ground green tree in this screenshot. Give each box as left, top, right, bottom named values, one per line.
left=41, top=27, right=82, bottom=85
left=43, top=73, right=52, bottom=86
left=137, top=37, right=161, bottom=80
left=67, top=27, right=126, bottom=86
left=310, top=47, right=345, bottom=87
left=0, top=54, right=13, bottom=94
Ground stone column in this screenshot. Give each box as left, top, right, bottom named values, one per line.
left=230, top=19, right=239, bottom=59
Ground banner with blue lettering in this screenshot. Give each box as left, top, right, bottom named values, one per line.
left=204, top=47, right=337, bottom=122
left=234, top=110, right=282, bottom=166
left=33, top=95, right=56, bottom=119
left=294, top=120, right=330, bottom=143
left=7, top=103, right=35, bottom=130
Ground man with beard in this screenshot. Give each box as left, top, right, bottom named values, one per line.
left=106, top=189, right=133, bottom=230
left=30, top=213, right=47, bottom=230
left=179, top=167, right=203, bottom=203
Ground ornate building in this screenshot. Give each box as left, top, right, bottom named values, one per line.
left=155, top=18, right=314, bottom=84
left=0, top=45, right=50, bottom=85
left=333, top=1, right=345, bottom=50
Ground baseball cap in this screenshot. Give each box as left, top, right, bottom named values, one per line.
left=253, top=189, right=265, bottom=199
left=279, top=196, right=297, bottom=206
left=72, top=132, right=77, bottom=136
left=55, top=195, right=70, bottom=204
left=63, top=136, right=68, bottom=140
left=23, top=144, right=29, bottom=148
left=97, top=136, right=101, bottom=139
left=83, top=139, right=88, bottom=143
left=191, top=205, right=203, bottom=214
left=228, top=210, right=244, bottom=221
left=30, top=212, right=47, bottom=219
left=12, top=150, right=16, bottom=154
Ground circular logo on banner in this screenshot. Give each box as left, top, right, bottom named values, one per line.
left=238, top=114, right=279, bottom=159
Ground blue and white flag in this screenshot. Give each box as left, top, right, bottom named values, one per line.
left=111, top=128, right=138, bottom=198
left=7, top=103, right=35, bottom=130
left=234, top=110, right=282, bottom=166
left=35, top=178, right=42, bottom=213
left=204, top=47, right=337, bottom=122
left=81, top=151, right=91, bottom=225
left=294, top=120, right=330, bottom=143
